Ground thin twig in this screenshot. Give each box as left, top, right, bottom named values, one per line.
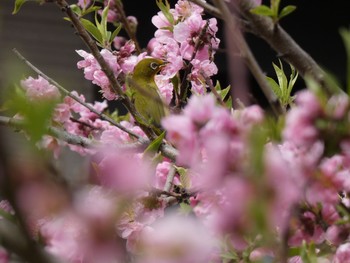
left=201, top=70, right=226, bottom=107
left=236, top=0, right=341, bottom=96
left=212, top=0, right=283, bottom=116
left=178, top=20, right=211, bottom=107
left=114, top=0, right=141, bottom=53
left=55, top=0, right=157, bottom=140
left=163, top=165, right=176, bottom=192
left=0, top=115, right=149, bottom=152
left=0, top=115, right=94, bottom=148
left=188, top=0, right=222, bottom=18
left=0, top=218, right=66, bottom=263
left=0, top=115, right=178, bottom=160
left=12, top=48, right=144, bottom=142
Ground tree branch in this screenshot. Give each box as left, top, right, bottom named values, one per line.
left=236, top=0, right=341, bottom=95
left=163, top=165, right=176, bottom=192
left=12, top=48, right=145, bottom=142
left=191, top=0, right=342, bottom=96
left=0, top=218, right=66, bottom=263
left=113, top=0, right=142, bottom=53
left=55, top=0, right=157, bottom=139
left=213, top=0, right=284, bottom=116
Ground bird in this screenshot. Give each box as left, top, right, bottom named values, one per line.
left=126, top=58, right=167, bottom=128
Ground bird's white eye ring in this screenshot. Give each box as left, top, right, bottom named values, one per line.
left=150, top=62, right=159, bottom=70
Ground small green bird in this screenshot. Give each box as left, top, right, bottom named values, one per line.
left=126, top=58, right=167, bottom=128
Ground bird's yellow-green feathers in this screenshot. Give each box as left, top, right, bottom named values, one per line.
left=126, top=58, right=167, bottom=127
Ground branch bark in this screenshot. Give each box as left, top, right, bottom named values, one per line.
left=55, top=0, right=158, bottom=139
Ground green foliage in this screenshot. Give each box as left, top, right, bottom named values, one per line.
left=250, top=0, right=296, bottom=23
left=175, top=165, right=190, bottom=189
left=13, top=0, right=29, bottom=14
left=0, top=208, right=16, bottom=223
left=68, top=3, right=121, bottom=48
left=266, top=60, right=298, bottom=109
left=5, top=85, right=58, bottom=143
left=156, top=0, right=174, bottom=26
left=300, top=242, right=318, bottom=263
left=214, top=81, right=232, bottom=108
left=340, top=27, right=350, bottom=95
left=143, top=131, right=165, bottom=156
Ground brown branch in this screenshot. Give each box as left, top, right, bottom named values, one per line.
left=0, top=218, right=66, bottom=263
left=163, top=165, right=176, bottom=192
left=54, top=0, right=157, bottom=140
left=213, top=0, right=283, bottom=116
left=191, top=0, right=342, bottom=96
left=201, top=70, right=227, bottom=107
left=113, top=0, right=142, bottom=53
left=12, top=48, right=145, bottom=142
left=236, top=0, right=340, bottom=95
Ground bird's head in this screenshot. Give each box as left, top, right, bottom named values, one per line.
left=133, top=58, right=168, bottom=80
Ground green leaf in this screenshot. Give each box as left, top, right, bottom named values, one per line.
left=13, top=0, right=28, bottom=14
left=287, top=63, right=298, bottom=95
left=70, top=4, right=82, bottom=16
left=175, top=166, right=190, bottom=189
left=143, top=131, right=165, bottom=156
left=179, top=203, right=192, bottom=215
left=340, top=28, right=350, bottom=95
left=271, top=0, right=281, bottom=17
left=156, top=0, right=174, bottom=25
left=110, top=23, right=122, bottom=42
left=81, top=5, right=101, bottom=16
left=0, top=209, right=15, bottom=222
left=80, top=18, right=103, bottom=44
left=7, top=85, right=57, bottom=143
left=225, top=96, right=233, bottom=108
left=214, top=80, right=222, bottom=91
left=272, top=60, right=288, bottom=94
left=250, top=5, right=274, bottom=17
left=217, top=85, right=231, bottom=101
left=266, top=76, right=282, bottom=98
left=279, top=5, right=297, bottom=19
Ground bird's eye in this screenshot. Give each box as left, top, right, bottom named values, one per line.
left=149, top=62, right=159, bottom=70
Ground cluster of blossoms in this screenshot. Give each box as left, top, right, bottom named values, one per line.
left=4, top=0, right=350, bottom=262
left=12, top=73, right=350, bottom=262
left=149, top=0, right=220, bottom=96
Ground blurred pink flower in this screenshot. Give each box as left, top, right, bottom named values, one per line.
left=98, top=150, right=152, bottom=194
left=0, top=247, right=8, bottom=263
left=136, top=213, right=217, bottom=263
left=77, top=0, right=91, bottom=8
left=21, top=75, right=60, bottom=102
left=333, top=243, right=350, bottom=263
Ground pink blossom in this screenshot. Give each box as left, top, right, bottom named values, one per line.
left=76, top=49, right=121, bottom=100
left=154, top=161, right=172, bottom=189
left=327, top=93, right=349, bottom=119
left=77, top=0, right=91, bottom=8
left=183, top=93, right=217, bottom=125
left=38, top=135, right=63, bottom=159
left=136, top=213, right=217, bottom=263
left=0, top=247, right=8, bottom=263
left=264, top=144, right=302, bottom=231
left=0, top=200, right=14, bottom=217
left=97, top=150, right=152, bottom=194
left=190, top=133, right=231, bottom=189
left=174, top=0, right=204, bottom=18
left=333, top=243, right=350, bottom=263
left=249, top=248, right=274, bottom=262
left=74, top=186, right=117, bottom=227
left=21, top=76, right=60, bottom=102
left=155, top=75, right=173, bottom=104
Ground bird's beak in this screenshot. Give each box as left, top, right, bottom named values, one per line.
left=160, top=61, right=169, bottom=68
